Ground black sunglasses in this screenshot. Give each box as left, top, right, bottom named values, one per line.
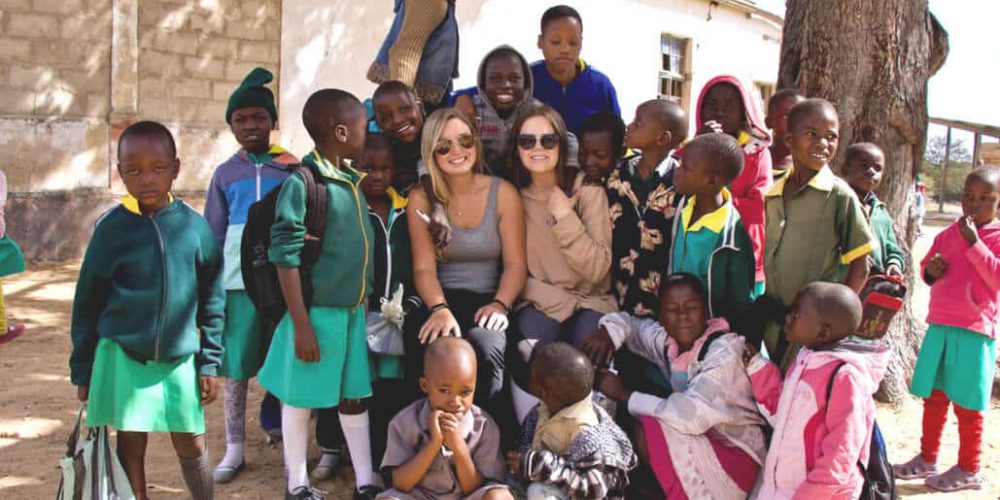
left=434, top=133, right=477, bottom=156
left=516, top=133, right=560, bottom=150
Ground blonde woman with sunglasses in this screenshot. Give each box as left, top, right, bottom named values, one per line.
left=506, top=104, right=616, bottom=424
left=404, top=108, right=526, bottom=424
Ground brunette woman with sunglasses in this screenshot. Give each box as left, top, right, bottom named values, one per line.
left=505, top=104, right=616, bottom=424
left=403, top=108, right=527, bottom=431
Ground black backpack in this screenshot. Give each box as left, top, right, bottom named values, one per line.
left=241, top=164, right=328, bottom=324
left=825, top=363, right=896, bottom=500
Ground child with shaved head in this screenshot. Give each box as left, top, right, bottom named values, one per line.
left=379, top=337, right=512, bottom=500
left=746, top=282, right=889, bottom=498
left=508, top=342, right=635, bottom=500
left=257, top=88, right=378, bottom=499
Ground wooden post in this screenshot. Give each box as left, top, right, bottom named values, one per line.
left=939, top=127, right=951, bottom=212
left=973, top=132, right=982, bottom=166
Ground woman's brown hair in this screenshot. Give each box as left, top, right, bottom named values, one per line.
left=506, top=103, right=577, bottom=196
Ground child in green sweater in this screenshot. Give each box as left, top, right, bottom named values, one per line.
left=841, top=142, right=905, bottom=276
left=70, top=121, right=225, bottom=500
left=256, top=89, right=380, bottom=500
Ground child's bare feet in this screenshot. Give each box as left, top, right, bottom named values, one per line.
left=925, top=465, right=982, bottom=492
left=893, top=454, right=937, bottom=480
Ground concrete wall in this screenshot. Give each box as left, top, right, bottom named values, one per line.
left=279, top=0, right=782, bottom=154
left=0, top=0, right=282, bottom=260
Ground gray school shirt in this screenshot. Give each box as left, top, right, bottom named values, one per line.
left=380, top=399, right=506, bottom=499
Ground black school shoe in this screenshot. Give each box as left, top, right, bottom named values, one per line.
left=286, top=486, right=324, bottom=500
left=354, top=484, right=383, bottom=500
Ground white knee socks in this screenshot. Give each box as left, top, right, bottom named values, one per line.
left=281, top=404, right=311, bottom=493
left=339, top=411, right=374, bottom=489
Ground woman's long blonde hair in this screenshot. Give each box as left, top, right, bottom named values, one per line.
left=420, top=108, right=485, bottom=204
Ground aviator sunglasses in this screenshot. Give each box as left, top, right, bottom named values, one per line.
left=516, top=133, right=560, bottom=150
left=434, top=133, right=477, bottom=156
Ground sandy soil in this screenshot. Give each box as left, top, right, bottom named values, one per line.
left=0, top=216, right=995, bottom=499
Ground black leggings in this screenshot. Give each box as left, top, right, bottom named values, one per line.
left=403, top=289, right=507, bottom=406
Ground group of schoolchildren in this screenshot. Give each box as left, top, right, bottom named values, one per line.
left=66, top=4, right=998, bottom=500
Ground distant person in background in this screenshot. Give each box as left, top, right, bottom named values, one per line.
left=0, top=168, right=25, bottom=345
left=368, top=0, right=458, bottom=113
left=764, top=89, right=805, bottom=180
left=915, top=174, right=926, bottom=236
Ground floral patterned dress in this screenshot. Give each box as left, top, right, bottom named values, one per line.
left=606, top=153, right=679, bottom=317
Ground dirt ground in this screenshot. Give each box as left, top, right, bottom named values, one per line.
left=0, top=216, right=996, bottom=499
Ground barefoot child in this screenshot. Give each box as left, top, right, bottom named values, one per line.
left=894, top=167, right=1000, bottom=492
left=764, top=88, right=804, bottom=180
left=508, top=342, right=635, bottom=500
left=747, top=282, right=887, bottom=498
left=378, top=337, right=513, bottom=500
left=841, top=142, right=905, bottom=276
left=670, top=133, right=755, bottom=329
left=760, top=99, right=873, bottom=369
left=579, top=112, right=626, bottom=186
left=204, top=67, right=299, bottom=482
left=608, top=99, right=687, bottom=317
left=585, top=273, right=766, bottom=499
left=70, top=121, right=224, bottom=500
left=257, top=89, right=379, bottom=499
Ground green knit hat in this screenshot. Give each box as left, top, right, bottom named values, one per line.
left=226, top=67, right=277, bottom=124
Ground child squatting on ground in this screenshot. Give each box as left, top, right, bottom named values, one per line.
left=584, top=273, right=765, bottom=499
left=507, top=342, right=636, bottom=500
left=256, top=89, right=379, bottom=500
left=378, top=337, right=513, bottom=500
left=894, top=167, right=1000, bottom=492
left=747, top=281, right=888, bottom=498
left=70, top=121, right=224, bottom=500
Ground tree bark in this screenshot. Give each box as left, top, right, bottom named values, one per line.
left=778, top=0, right=949, bottom=403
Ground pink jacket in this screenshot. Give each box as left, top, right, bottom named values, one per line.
left=748, top=344, right=888, bottom=500
left=921, top=219, right=1000, bottom=338
left=694, top=75, right=772, bottom=282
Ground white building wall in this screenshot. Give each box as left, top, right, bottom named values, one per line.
left=280, top=0, right=781, bottom=155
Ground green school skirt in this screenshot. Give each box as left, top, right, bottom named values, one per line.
left=220, top=290, right=273, bottom=381
left=86, top=338, right=205, bottom=433
left=910, top=324, right=997, bottom=411
left=370, top=353, right=403, bottom=380
left=258, top=305, right=372, bottom=409
left=0, top=236, right=25, bottom=277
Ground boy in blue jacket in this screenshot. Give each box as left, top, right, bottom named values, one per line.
left=70, top=121, right=225, bottom=500
left=204, top=67, right=298, bottom=483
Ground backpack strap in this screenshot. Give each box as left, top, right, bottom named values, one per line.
left=697, top=331, right=727, bottom=363
left=824, top=362, right=869, bottom=473
left=297, top=165, right=329, bottom=269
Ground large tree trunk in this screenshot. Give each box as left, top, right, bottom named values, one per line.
left=778, top=1, right=948, bottom=403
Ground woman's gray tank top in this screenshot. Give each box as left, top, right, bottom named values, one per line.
left=438, top=177, right=502, bottom=293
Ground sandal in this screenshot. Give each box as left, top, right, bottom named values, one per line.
left=0, top=324, right=25, bottom=345
left=925, top=465, right=982, bottom=492
left=893, top=454, right=938, bottom=479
